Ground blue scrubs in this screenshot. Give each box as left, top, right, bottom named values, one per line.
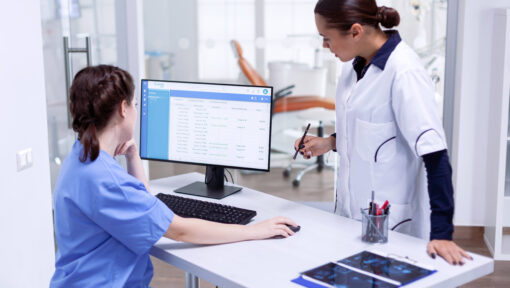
left=50, top=140, right=174, bottom=287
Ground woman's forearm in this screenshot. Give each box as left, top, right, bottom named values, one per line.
left=126, top=153, right=150, bottom=192
left=165, top=216, right=253, bottom=244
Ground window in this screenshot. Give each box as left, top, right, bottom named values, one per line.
left=263, top=0, right=319, bottom=76
left=198, top=0, right=256, bottom=80
left=197, top=0, right=318, bottom=81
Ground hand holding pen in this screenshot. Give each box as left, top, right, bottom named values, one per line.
left=293, top=123, right=311, bottom=160
left=294, top=124, right=336, bottom=159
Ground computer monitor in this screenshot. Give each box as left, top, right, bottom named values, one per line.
left=140, top=79, right=273, bottom=199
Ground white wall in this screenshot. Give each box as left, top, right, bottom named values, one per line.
left=452, top=0, right=510, bottom=226
left=0, top=1, right=56, bottom=286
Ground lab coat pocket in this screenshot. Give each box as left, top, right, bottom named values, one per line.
left=355, top=118, right=397, bottom=163
left=388, top=203, right=412, bottom=234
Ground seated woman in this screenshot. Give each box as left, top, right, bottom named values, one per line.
left=50, top=65, right=297, bottom=287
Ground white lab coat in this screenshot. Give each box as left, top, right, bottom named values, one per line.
left=334, top=41, right=447, bottom=240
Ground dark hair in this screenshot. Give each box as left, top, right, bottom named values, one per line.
left=69, top=65, right=134, bottom=162
left=314, top=0, right=400, bottom=31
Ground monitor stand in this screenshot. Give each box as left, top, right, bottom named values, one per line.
left=174, top=165, right=242, bottom=200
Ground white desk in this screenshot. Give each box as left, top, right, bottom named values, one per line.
left=150, top=173, right=493, bottom=288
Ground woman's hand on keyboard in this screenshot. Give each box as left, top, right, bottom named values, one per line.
left=250, top=217, right=298, bottom=240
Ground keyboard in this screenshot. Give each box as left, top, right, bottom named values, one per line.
left=156, top=193, right=257, bottom=225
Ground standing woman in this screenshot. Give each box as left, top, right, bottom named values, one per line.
left=295, top=0, right=471, bottom=265
left=51, top=65, right=297, bottom=287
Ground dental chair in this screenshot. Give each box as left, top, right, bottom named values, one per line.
left=231, top=40, right=335, bottom=186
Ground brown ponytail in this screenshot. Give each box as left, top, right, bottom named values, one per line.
left=69, top=65, right=134, bottom=162
left=80, top=124, right=99, bottom=162
left=314, top=0, right=400, bottom=31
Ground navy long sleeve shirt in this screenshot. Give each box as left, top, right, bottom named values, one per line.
left=422, top=149, right=454, bottom=240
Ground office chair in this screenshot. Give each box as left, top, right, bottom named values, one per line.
left=231, top=40, right=335, bottom=186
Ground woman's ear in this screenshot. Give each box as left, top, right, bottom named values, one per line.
left=350, top=23, right=364, bottom=40
left=119, top=100, right=128, bottom=118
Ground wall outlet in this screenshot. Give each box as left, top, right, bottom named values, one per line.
left=16, top=148, right=33, bottom=171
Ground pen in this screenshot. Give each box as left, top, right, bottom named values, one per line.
left=384, top=204, right=390, bottom=215
left=381, top=200, right=389, bottom=210
left=376, top=204, right=382, bottom=216
left=370, top=191, right=375, bottom=215
left=293, top=123, right=311, bottom=160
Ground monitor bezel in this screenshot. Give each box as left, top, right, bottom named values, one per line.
left=139, top=79, right=273, bottom=172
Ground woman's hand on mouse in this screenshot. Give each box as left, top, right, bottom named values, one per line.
left=249, top=217, right=298, bottom=240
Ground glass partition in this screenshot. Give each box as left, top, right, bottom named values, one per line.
left=41, top=0, right=122, bottom=191
left=142, top=0, right=449, bottom=196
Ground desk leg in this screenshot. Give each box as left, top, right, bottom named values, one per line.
left=185, top=272, right=200, bottom=288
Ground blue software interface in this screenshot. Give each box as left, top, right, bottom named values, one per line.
left=140, top=80, right=272, bottom=170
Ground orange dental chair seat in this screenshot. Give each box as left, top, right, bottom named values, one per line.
left=231, top=40, right=335, bottom=115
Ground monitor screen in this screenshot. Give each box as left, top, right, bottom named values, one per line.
left=140, top=80, right=273, bottom=171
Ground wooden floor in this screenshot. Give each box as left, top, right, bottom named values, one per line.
left=149, top=163, right=509, bottom=287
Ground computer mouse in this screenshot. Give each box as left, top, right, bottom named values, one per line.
left=271, top=224, right=300, bottom=239
left=287, top=224, right=301, bottom=233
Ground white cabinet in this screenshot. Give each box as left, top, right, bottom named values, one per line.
left=484, top=9, right=510, bottom=261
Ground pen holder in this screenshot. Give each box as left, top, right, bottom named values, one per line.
left=361, top=208, right=389, bottom=244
